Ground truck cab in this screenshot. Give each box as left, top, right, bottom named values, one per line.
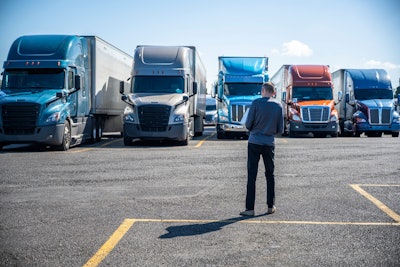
left=120, top=45, right=207, bottom=146
left=213, top=57, right=268, bottom=139
left=272, top=65, right=339, bottom=138
left=333, top=69, right=400, bottom=137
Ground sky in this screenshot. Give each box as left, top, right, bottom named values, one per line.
left=1, top=0, right=400, bottom=91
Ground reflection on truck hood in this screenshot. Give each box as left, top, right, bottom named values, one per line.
left=0, top=89, right=60, bottom=104
left=131, top=93, right=187, bottom=106
left=295, top=100, right=334, bottom=109
left=357, top=99, right=394, bottom=108
left=223, top=95, right=261, bottom=106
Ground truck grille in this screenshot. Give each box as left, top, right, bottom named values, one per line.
left=1, top=103, right=40, bottom=135
left=231, top=104, right=250, bottom=122
left=369, top=108, right=391, bottom=125
left=301, top=106, right=330, bottom=123
left=138, top=105, right=171, bottom=132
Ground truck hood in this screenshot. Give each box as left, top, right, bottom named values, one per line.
left=357, top=99, right=394, bottom=108
left=0, top=89, right=60, bottom=105
left=223, top=95, right=261, bottom=106
left=295, top=100, right=335, bottom=109
left=130, top=93, right=187, bottom=106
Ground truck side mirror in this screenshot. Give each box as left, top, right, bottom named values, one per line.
left=74, top=75, right=81, bottom=90
left=345, top=93, right=349, bottom=103
left=282, top=92, right=287, bottom=103
left=337, top=91, right=343, bottom=103
left=192, top=82, right=198, bottom=95
left=119, top=81, right=125, bottom=94
left=211, top=84, right=216, bottom=98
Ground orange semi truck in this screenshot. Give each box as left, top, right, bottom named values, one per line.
left=271, top=65, right=340, bottom=137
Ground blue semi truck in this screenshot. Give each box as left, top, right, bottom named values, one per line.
left=212, top=56, right=268, bottom=139
left=332, top=69, right=400, bottom=137
left=0, top=35, right=133, bottom=150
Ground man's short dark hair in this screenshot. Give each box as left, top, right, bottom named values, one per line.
left=262, top=82, right=275, bottom=94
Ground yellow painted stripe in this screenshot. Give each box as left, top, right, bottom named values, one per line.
left=194, top=132, right=215, bottom=148
left=132, top=218, right=399, bottom=226
left=83, top=219, right=136, bottom=267
left=70, top=138, right=121, bottom=153
left=350, top=184, right=400, bottom=223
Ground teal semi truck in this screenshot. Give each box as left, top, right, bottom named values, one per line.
left=0, top=35, right=133, bottom=150
left=212, top=56, right=268, bottom=139
left=332, top=69, right=400, bottom=137
left=120, top=45, right=207, bottom=146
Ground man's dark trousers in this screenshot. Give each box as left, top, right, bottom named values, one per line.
left=246, top=142, right=275, bottom=210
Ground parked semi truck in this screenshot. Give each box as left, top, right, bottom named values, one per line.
left=332, top=69, right=400, bottom=137
left=120, top=45, right=207, bottom=145
left=0, top=35, right=133, bottom=150
left=212, top=56, right=268, bottom=139
left=271, top=65, right=339, bottom=137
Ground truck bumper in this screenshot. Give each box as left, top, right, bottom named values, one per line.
left=290, top=121, right=339, bottom=134
left=356, top=122, right=400, bottom=133
left=216, top=123, right=248, bottom=138
left=0, top=124, right=64, bottom=146
left=219, top=123, right=247, bottom=133
left=123, top=123, right=187, bottom=141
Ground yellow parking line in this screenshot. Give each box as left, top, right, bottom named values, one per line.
left=194, top=132, right=215, bottom=148
left=83, top=216, right=399, bottom=266
left=350, top=184, right=400, bottom=223
left=133, top=218, right=399, bottom=226
left=70, top=139, right=121, bottom=153
left=83, top=219, right=136, bottom=267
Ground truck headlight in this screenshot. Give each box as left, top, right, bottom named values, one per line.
left=356, top=117, right=366, bottom=123
left=173, top=114, right=185, bottom=123
left=330, top=115, right=338, bottom=122
left=292, top=114, right=301, bottom=121
left=219, top=114, right=229, bottom=122
left=45, top=112, right=60, bottom=123
left=123, top=106, right=136, bottom=123
left=123, top=114, right=136, bottom=123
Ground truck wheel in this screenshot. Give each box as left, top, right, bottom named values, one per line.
left=331, top=132, right=338, bottom=138
left=96, top=118, right=103, bottom=142
left=178, top=136, right=189, bottom=146
left=391, top=132, right=399, bottom=137
left=217, top=131, right=225, bottom=139
left=56, top=121, right=71, bottom=151
left=89, top=119, right=97, bottom=144
left=314, top=133, right=327, bottom=138
left=288, top=126, right=296, bottom=138
left=123, top=135, right=133, bottom=146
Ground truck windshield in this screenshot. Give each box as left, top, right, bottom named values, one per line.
left=132, top=76, right=184, bottom=94
left=292, top=87, right=333, bottom=100
left=224, top=83, right=262, bottom=96
left=2, top=69, right=65, bottom=90
left=354, top=89, right=393, bottom=100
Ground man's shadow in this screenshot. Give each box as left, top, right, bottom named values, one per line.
left=159, top=214, right=266, bottom=239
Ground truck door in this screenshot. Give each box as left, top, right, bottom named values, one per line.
left=344, top=72, right=355, bottom=120
left=75, top=68, right=89, bottom=117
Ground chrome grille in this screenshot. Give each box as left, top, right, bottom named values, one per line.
left=369, top=108, right=391, bottom=125
left=1, top=103, right=40, bottom=135
left=231, top=104, right=250, bottom=122
left=301, top=106, right=330, bottom=123
left=138, top=105, right=171, bottom=132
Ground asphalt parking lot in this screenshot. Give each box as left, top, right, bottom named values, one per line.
left=0, top=128, right=399, bottom=266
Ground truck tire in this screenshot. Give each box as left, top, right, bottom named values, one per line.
left=95, top=118, right=103, bottom=142
left=392, top=132, right=399, bottom=137
left=217, top=131, right=225, bottom=139
left=123, top=135, right=133, bottom=146
left=89, top=119, right=97, bottom=144
left=56, top=121, right=71, bottom=151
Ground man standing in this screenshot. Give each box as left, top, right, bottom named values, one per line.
left=240, top=82, right=284, bottom=216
